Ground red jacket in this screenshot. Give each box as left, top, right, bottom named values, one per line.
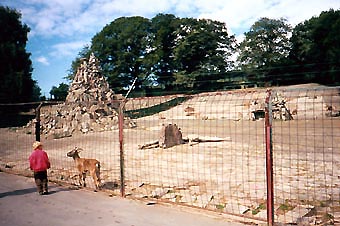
left=29, top=149, right=51, bottom=172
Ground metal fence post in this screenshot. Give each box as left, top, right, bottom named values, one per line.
left=265, top=89, right=274, bottom=225
left=35, top=102, right=42, bottom=142
left=118, top=101, right=125, bottom=197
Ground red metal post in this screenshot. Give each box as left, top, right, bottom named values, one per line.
left=265, top=89, right=274, bottom=225
left=118, top=101, right=125, bottom=197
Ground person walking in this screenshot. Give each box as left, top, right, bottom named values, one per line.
left=29, top=141, right=51, bottom=195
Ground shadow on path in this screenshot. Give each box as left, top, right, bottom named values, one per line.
left=0, top=186, right=70, bottom=198
left=0, top=187, right=37, bottom=198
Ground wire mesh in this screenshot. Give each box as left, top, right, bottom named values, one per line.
left=271, top=86, right=340, bottom=224
left=124, top=91, right=268, bottom=221
left=0, top=85, right=339, bottom=224
left=0, top=102, right=122, bottom=193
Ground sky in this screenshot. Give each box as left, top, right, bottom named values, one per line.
left=2, top=0, right=339, bottom=96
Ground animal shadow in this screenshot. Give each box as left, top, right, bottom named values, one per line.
left=101, top=181, right=120, bottom=190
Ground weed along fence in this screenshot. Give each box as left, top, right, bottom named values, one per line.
left=0, top=85, right=339, bottom=225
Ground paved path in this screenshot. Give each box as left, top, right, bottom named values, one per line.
left=0, top=172, right=245, bottom=226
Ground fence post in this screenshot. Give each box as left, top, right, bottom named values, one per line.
left=265, top=89, right=274, bottom=225
left=35, top=102, right=42, bottom=142
left=118, top=101, right=125, bottom=197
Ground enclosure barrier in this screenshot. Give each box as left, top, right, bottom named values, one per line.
left=0, top=85, right=339, bottom=225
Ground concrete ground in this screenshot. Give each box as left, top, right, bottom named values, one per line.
left=0, top=172, right=246, bottom=226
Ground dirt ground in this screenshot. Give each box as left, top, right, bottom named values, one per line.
left=0, top=84, right=339, bottom=224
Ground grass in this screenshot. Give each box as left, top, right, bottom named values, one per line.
left=252, top=203, right=266, bottom=215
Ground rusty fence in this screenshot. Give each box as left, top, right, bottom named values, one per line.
left=0, top=85, right=339, bottom=225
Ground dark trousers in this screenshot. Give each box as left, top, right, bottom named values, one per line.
left=34, top=171, right=48, bottom=194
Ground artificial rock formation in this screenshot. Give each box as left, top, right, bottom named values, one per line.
left=36, top=53, right=136, bottom=139
left=66, top=53, right=115, bottom=103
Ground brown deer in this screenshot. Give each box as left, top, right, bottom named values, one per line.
left=67, top=147, right=101, bottom=191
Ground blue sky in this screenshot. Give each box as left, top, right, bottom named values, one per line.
left=2, top=0, right=339, bottom=96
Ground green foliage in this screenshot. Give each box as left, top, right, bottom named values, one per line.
left=125, top=96, right=189, bottom=119
left=149, top=14, right=180, bottom=90
left=91, top=16, right=151, bottom=94
left=289, top=9, right=340, bottom=84
left=49, top=83, right=69, bottom=100
left=32, top=80, right=42, bottom=101
left=237, top=17, right=292, bottom=85
left=70, top=9, right=339, bottom=95
left=0, top=6, right=37, bottom=103
left=81, top=14, right=237, bottom=95
left=278, top=202, right=294, bottom=213
left=173, top=18, right=237, bottom=91
left=215, top=204, right=225, bottom=210
left=252, top=203, right=266, bottom=215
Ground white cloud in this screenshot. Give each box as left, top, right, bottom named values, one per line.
left=196, top=0, right=340, bottom=35
left=50, top=40, right=90, bottom=57
left=36, top=56, right=50, bottom=65
left=6, top=0, right=339, bottom=39
left=269, top=0, right=340, bottom=26
left=2, top=0, right=338, bottom=94
left=3, top=0, right=338, bottom=60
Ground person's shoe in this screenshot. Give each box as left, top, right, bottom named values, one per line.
left=38, top=191, right=43, bottom=195
left=43, top=191, right=49, bottom=195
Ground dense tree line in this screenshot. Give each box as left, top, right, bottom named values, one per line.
left=288, top=9, right=340, bottom=85
left=0, top=6, right=40, bottom=103
left=68, top=10, right=339, bottom=96
left=1, top=5, right=339, bottom=102
left=238, top=9, right=340, bottom=86
left=68, top=14, right=238, bottom=95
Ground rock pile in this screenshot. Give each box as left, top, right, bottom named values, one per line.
left=36, top=53, right=136, bottom=139
left=66, top=53, right=115, bottom=103
left=249, top=93, right=293, bottom=121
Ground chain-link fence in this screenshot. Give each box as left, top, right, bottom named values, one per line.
left=0, top=85, right=339, bottom=225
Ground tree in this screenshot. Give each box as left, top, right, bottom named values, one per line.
left=173, top=18, right=237, bottom=91
left=73, top=15, right=238, bottom=95
left=0, top=6, right=37, bottom=103
left=91, top=16, right=151, bottom=94
left=148, top=14, right=180, bottom=91
left=237, top=17, right=292, bottom=86
left=49, top=83, right=69, bottom=100
left=32, top=80, right=42, bottom=101
left=289, top=9, right=340, bottom=85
